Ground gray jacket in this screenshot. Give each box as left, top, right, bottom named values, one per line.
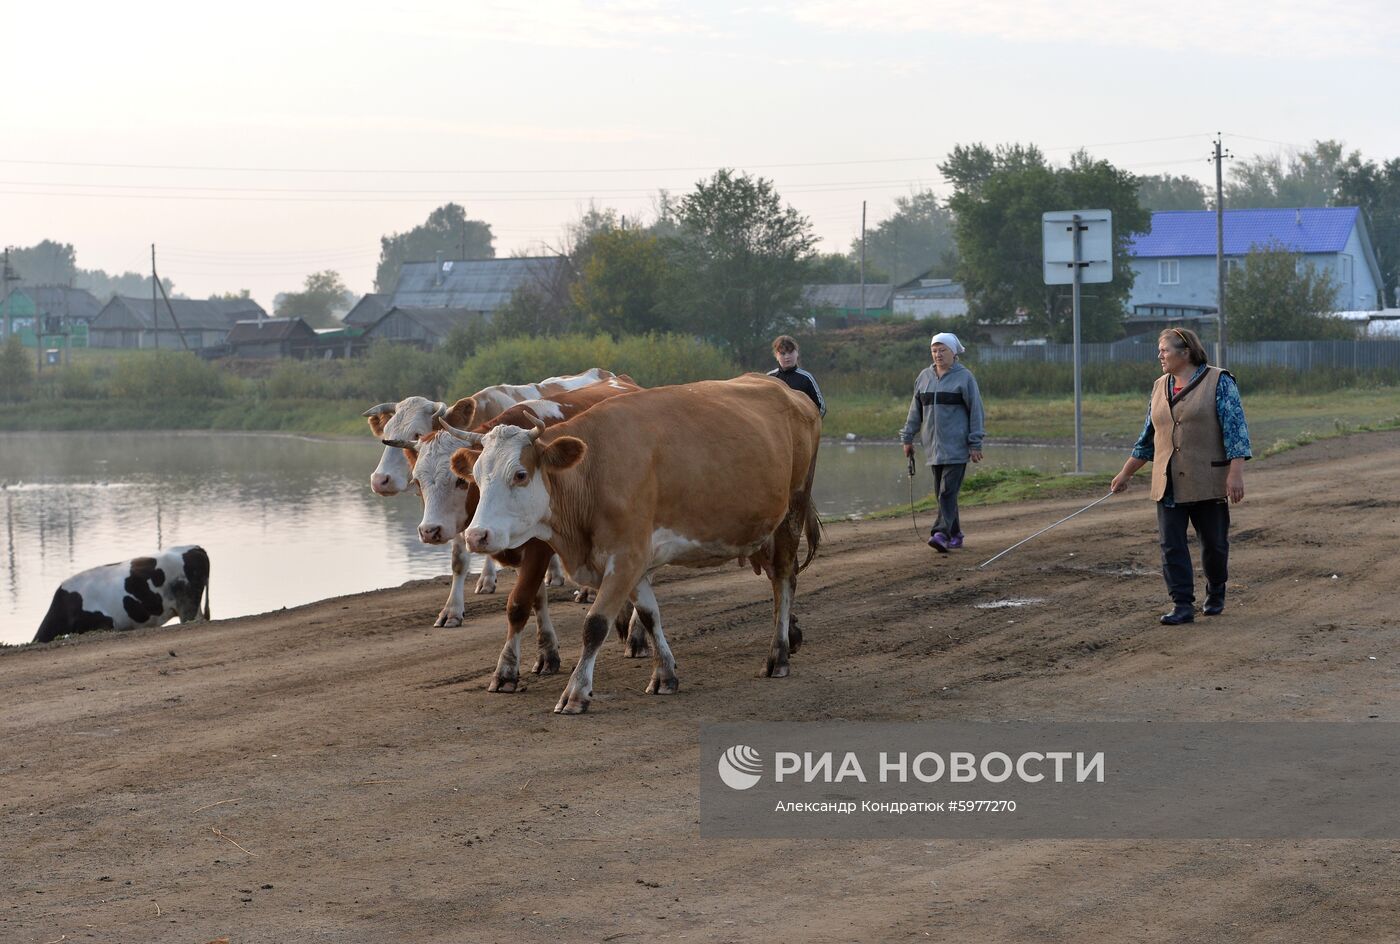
left=900, top=362, right=985, bottom=465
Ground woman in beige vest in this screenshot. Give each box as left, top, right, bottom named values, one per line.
left=1109, top=328, right=1251, bottom=625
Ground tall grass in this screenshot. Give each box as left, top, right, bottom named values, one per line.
left=450, top=333, right=739, bottom=396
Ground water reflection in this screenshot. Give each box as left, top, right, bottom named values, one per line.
left=0, top=432, right=1126, bottom=645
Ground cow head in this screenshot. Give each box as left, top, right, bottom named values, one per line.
left=363, top=396, right=477, bottom=496
left=453, top=422, right=586, bottom=555
left=411, top=425, right=485, bottom=545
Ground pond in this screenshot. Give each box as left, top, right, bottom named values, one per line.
left=0, top=432, right=1126, bottom=645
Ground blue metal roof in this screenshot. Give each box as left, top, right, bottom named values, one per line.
left=1130, top=207, right=1360, bottom=258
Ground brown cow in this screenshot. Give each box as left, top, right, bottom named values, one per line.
left=410, top=378, right=645, bottom=690
left=361, top=370, right=628, bottom=601
left=448, top=374, right=822, bottom=714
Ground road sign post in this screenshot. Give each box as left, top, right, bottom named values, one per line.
left=1043, top=210, right=1113, bottom=474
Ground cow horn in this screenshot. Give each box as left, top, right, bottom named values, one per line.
left=431, top=400, right=448, bottom=419
left=524, top=412, right=546, bottom=441
left=382, top=438, right=414, bottom=449
left=362, top=402, right=397, bottom=418
left=433, top=415, right=484, bottom=445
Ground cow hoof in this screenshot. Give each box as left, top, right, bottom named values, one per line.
left=623, top=640, right=651, bottom=659
left=532, top=651, right=561, bottom=676
left=474, top=577, right=497, bottom=595
left=434, top=613, right=463, bottom=628
left=573, top=588, right=593, bottom=604
left=763, top=660, right=790, bottom=679
left=646, top=675, right=680, bottom=695
left=488, top=675, right=518, bottom=693
left=554, top=693, right=591, bottom=715
left=547, top=574, right=567, bottom=588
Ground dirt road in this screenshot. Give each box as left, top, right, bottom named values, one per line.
left=5, top=433, right=1400, bottom=943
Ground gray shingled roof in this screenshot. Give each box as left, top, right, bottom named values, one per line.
left=95, top=296, right=238, bottom=331
left=390, top=257, right=568, bottom=310
left=24, top=286, right=104, bottom=322
left=370, top=307, right=482, bottom=341
left=343, top=292, right=392, bottom=326
left=225, top=317, right=317, bottom=344
left=802, top=283, right=895, bottom=310
left=207, top=297, right=269, bottom=323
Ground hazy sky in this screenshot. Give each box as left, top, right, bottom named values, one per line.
left=5, top=1, right=1398, bottom=308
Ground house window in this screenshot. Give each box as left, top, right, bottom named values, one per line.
left=1225, top=258, right=1243, bottom=277
left=1158, top=260, right=1180, bottom=285
left=1340, top=254, right=1353, bottom=283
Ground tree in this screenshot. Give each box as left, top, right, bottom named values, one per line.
left=664, top=169, right=817, bottom=357
left=73, top=269, right=170, bottom=301
left=211, top=289, right=252, bottom=301
left=1137, top=173, right=1208, bottom=211
left=1338, top=154, right=1400, bottom=307
left=375, top=203, right=494, bottom=293
left=1226, top=139, right=1352, bottom=208
left=0, top=335, right=34, bottom=401
left=10, top=240, right=78, bottom=285
left=1225, top=242, right=1352, bottom=340
left=275, top=270, right=353, bottom=328
left=857, top=190, right=957, bottom=284
left=804, top=251, right=889, bottom=284
left=571, top=228, right=670, bottom=338
left=941, top=144, right=1150, bottom=342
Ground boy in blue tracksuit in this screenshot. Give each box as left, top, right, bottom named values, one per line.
left=900, top=332, right=985, bottom=552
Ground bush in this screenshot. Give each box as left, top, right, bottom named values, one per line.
left=108, top=351, right=232, bottom=400
left=0, top=336, right=35, bottom=401
left=56, top=364, right=106, bottom=399
left=450, top=332, right=740, bottom=396
left=266, top=360, right=342, bottom=399
left=341, top=342, right=457, bottom=402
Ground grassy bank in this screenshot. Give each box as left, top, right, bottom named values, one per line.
left=825, top=387, right=1400, bottom=447
left=6, top=387, right=1399, bottom=451
left=0, top=399, right=369, bottom=436
left=858, top=397, right=1400, bottom=521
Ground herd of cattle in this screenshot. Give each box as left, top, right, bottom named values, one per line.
left=31, top=369, right=824, bottom=714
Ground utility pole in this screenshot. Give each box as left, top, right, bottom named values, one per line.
left=151, top=244, right=190, bottom=352
left=1211, top=133, right=1232, bottom=367
left=1, top=247, right=17, bottom=345
left=859, top=201, right=867, bottom=322
left=152, top=244, right=160, bottom=351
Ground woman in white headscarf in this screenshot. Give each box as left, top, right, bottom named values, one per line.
left=900, top=332, right=985, bottom=552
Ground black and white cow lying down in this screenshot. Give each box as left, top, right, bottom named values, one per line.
left=32, top=545, right=211, bottom=644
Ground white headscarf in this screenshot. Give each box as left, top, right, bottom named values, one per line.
left=930, top=332, right=965, bottom=355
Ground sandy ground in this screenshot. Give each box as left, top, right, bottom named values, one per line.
left=4, top=432, right=1400, bottom=944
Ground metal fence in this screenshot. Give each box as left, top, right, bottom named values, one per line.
left=975, top=340, right=1400, bottom=371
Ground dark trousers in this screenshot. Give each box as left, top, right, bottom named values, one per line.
left=929, top=463, right=967, bottom=537
left=1155, top=500, right=1230, bottom=605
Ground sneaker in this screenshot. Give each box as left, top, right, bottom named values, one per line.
left=1159, top=604, right=1195, bottom=626
left=928, top=532, right=950, bottom=553
left=948, top=533, right=964, bottom=549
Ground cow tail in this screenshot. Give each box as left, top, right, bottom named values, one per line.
left=201, top=580, right=211, bottom=621
left=796, top=448, right=822, bottom=574
left=798, top=499, right=822, bottom=573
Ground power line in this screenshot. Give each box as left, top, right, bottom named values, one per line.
left=0, top=133, right=1226, bottom=177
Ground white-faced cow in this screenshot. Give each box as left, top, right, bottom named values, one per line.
left=448, top=374, right=822, bottom=714
left=361, top=369, right=624, bottom=601
left=33, top=545, right=211, bottom=644
left=411, top=377, right=644, bottom=690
